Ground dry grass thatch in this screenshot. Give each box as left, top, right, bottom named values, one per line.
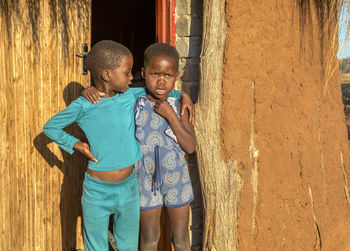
left=296, top=0, right=349, bottom=91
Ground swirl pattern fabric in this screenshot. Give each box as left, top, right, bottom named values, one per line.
left=134, top=96, right=194, bottom=209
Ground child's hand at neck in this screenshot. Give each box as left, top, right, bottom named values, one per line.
left=153, top=100, right=177, bottom=121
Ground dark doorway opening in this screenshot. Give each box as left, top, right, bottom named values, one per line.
left=91, top=0, right=156, bottom=84
left=90, top=1, right=174, bottom=250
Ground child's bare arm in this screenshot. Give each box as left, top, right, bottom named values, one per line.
left=154, top=101, right=196, bottom=154
left=180, top=92, right=195, bottom=125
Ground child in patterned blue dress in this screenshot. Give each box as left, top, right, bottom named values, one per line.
left=135, top=43, right=196, bottom=251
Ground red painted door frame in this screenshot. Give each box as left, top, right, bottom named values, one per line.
left=156, top=0, right=176, bottom=46
left=155, top=3, right=177, bottom=251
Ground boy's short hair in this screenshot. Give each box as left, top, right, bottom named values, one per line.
left=144, top=43, right=179, bottom=70
left=86, top=40, right=131, bottom=81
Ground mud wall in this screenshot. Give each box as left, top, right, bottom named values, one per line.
left=221, top=0, right=350, bottom=249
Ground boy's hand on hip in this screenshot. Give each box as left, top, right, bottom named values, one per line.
left=82, top=86, right=105, bottom=104
left=154, top=100, right=176, bottom=119
left=73, top=141, right=98, bottom=163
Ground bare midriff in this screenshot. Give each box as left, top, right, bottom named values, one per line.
left=87, top=165, right=134, bottom=182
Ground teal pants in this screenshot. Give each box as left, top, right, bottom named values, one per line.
left=81, top=170, right=140, bottom=251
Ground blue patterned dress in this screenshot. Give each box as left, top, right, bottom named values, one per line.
left=134, top=96, right=194, bottom=209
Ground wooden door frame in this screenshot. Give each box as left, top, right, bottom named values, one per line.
left=156, top=0, right=176, bottom=46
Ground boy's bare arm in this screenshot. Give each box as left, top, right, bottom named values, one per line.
left=154, top=101, right=196, bottom=154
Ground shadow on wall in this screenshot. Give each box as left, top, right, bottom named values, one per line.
left=341, top=59, right=350, bottom=139
left=342, top=84, right=350, bottom=140
left=187, top=153, right=203, bottom=251
left=33, top=82, right=87, bottom=250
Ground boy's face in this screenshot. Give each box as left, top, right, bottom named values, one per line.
left=108, top=54, right=133, bottom=93
left=142, top=56, right=178, bottom=101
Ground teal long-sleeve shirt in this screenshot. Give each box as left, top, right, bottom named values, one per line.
left=43, top=87, right=181, bottom=171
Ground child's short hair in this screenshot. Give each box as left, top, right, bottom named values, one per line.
left=86, top=40, right=131, bottom=81
left=144, top=43, right=179, bottom=70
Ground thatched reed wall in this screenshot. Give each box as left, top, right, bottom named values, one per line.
left=0, top=0, right=91, bottom=250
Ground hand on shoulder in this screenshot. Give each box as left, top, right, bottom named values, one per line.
left=82, top=86, right=106, bottom=104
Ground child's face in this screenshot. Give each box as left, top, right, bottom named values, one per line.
left=108, top=54, right=133, bottom=93
left=142, top=56, right=178, bottom=101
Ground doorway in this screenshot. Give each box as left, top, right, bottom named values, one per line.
left=91, top=0, right=156, bottom=84
left=90, top=1, right=174, bottom=250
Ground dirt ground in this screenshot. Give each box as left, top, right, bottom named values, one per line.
left=220, top=0, right=350, bottom=250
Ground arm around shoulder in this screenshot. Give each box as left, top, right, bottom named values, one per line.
left=129, top=87, right=147, bottom=98
left=169, top=89, right=182, bottom=100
